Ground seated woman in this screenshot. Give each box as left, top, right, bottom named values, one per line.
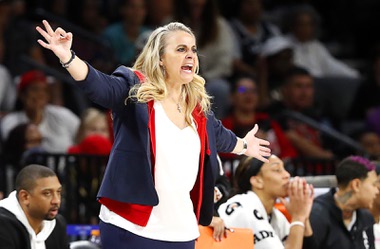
left=221, top=75, right=297, bottom=160
left=68, top=107, right=112, bottom=155
left=218, top=155, right=314, bottom=249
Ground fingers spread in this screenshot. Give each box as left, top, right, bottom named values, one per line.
left=37, top=39, right=50, bottom=49
left=258, top=138, right=270, bottom=146
left=259, top=146, right=271, bottom=154
left=257, top=155, right=269, bottom=163
left=251, top=124, right=258, bottom=135
left=36, top=26, right=51, bottom=43
left=42, top=20, right=55, bottom=35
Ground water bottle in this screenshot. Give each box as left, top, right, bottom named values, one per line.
left=89, top=229, right=102, bottom=248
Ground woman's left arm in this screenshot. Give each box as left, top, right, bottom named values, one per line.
left=232, top=124, right=271, bottom=163
left=211, top=113, right=271, bottom=163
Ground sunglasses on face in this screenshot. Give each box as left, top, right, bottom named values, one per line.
left=237, top=86, right=258, bottom=94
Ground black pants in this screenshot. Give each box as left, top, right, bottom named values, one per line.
left=99, top=220, right=196, bottom=249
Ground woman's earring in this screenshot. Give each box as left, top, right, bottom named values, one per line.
left=162, top=66, right=166, bottom=77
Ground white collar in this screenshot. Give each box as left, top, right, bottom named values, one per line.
left=0, top=191, right=56, bottom=249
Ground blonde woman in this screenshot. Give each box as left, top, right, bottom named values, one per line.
left=74, top=107, right=110, bottom=144
left=36, top=20, right=271, bottom=249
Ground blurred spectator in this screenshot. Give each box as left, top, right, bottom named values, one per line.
left=74, top=0, right=108, bottom=35
left=2, top=122, right=47, bottom=196
left=268, top=66, right=334, bottom=159
left=68, top=134, right=112, bottom=156
left=352, top=129, right=380, bottom=161
left=10, top=0, right=25, bottom=18
left=72, top=107, right=110, bottom=145
left=350, top=50, right=380, bottom=120
left=0, top=70, right=79, bottom=153
left=0, top=0, right=11, bottom=62
left=0, top=64, right=16, bottom=116
left=67, top=107, right=112, bottom=155
left=47, top=0, right=68, bottom=18
left=70, top=0, right=114, bottom=74
left=174, top=0, right=235, bottom=118
left=303, top=156, right=378, bottom=249
left=3, top=123, right=45, bottom=172
left=218, top=155, right=314, bottom=249
left=67, top=124, right=112, bottom=225
left=222, top=74, right=297, bottom=159
left=65, top=108, right=112, bottom=224
left=67, top=133, right=112, bottom=224
left=145, top=0, right=173, bottom=27
left=366, top=107, right=380, bottom=138
left=0, top=0, right=46, bottom=76
left=260, top=35, right=295, bottom=92
left=102, top=0, right=151, bottom=67
left=284, top=5, right=360, bottom=79
left=229, top=0, right=281, bottom=77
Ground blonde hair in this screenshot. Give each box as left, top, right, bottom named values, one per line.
left=75, top=108, right=109, bottom=143
left=130, top=22, right=211, bottom=126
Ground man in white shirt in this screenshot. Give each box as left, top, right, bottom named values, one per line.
left=0, top=70, right=79, bottom=153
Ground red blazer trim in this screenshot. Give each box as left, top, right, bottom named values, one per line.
left=100, top=71, right=209, bottom=226
left=98, top=197, right=153, bottom=226
left=190, top=105, right=209, bottom=219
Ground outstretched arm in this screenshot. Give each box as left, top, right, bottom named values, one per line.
left=232, top=124, right=271, bottom=163
left=36, top=20, right=88, bottom=81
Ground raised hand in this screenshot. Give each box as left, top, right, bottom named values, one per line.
left=244, top=124, right=271, bottom=163
left=36, top=20, right=73, bottom=63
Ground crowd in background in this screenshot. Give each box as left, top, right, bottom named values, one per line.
left=0, top=0, right=380, bottom=220
left=1, top=0, right=380, bottom=248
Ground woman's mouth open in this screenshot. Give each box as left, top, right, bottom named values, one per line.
left=181, top=64, right=193, bottom=73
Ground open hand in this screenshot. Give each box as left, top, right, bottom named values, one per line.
left=36, top=20, right=73, bottom=63
left=244, top=124, right=271, bottom=163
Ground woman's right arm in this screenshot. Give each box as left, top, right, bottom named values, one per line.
left=36, top=20, right=137, bottom=109
left=36, top=20, right=88, bottom=81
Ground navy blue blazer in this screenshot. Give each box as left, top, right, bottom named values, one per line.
left=77, top=64, right=237, bottom=225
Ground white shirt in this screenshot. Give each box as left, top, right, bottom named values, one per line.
left=198, top=17, right=235, bottom=80
left=287, top=35, right=360, bottom=79
left=0, top=104, right=79, bottom=153
left=0, top=191, right=56, bottom=249
left=374, top=218, right=380, bottom=249
left=218, top=191, right=289, bottom=249
left=0, top=65, right=16, bottom=112
left=100, top=101, right=201, bottom=241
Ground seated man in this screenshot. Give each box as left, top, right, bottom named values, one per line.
left=0, top=164, right=69, bottom=249
left=268, top=66, right=334, bottom=159
left=303, top=156, right=378, bottom=248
